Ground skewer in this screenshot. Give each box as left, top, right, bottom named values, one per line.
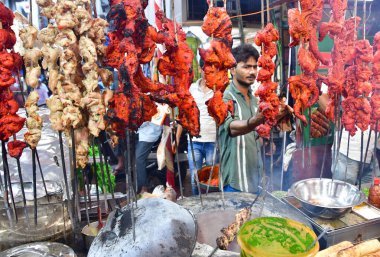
left=319, top=125, right=331, bottom=179
left=2, top=141, right=17, bottom=223
left=344, top=135, right=351, bottom=181
left=126, top=130, right=136, bottom=241
left=280, top=39, right=293, bottom=191
left=15, top=152, right=30, bottom=224
left=269, top=130, right=274, bottom=190
left=97, top=142, right=110, bottom=212
left=171, top=117, right=184, bottom=199
left=301, top=119, right=305, bottom=169
left=206, top=126, right=219, bottom=195
left=373, top=121, right=379, bottom=181
left=84, top=163, right=92, bottom=209
left=35, top=151, right=50, bottom=202
left=59, top=131, right=74, bottom=228
left=359, top=130, right=371, bottom=189
left=1, top=145, right=13, bottom=227
left=91, top=138, right=103, bottom=229
left=216, top=133, right=226, bottom=209
left=331, top=125, right=344, bottom=176
left=308, top=108, right=311, bottom=167
left=101, top=144, right=120, bottom=208
left=80, top=163, right=90, bottom=225
left=32, top=148, right=37, bottom=226
left=358, top=132, right=364, bottom=190
left=70, top=128, right=80, bottom=224
left=189, top=136, right=203, bottom=206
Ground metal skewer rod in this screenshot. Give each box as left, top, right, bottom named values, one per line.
left=189, top=136, right=203, bottom=207
left=270, top=130, right=274, bottom=190
left=280, top=38, right=293, bottom=191
left=2, top=141, right=17, bottom=222
left=91, top=138, right=102, bottom=228
left=331, top=125, right=344, bottom=177
left=70, top=128, right=80, bottom=224
left=308, top=108, right=312, bottom=167
left=126, top=130, right=136, bottom=241
left=301, top=119, right=305, bottom=169
left=35, top=151, right=50, bottom=202
left=215, top=127, right=226, bottom=209
left=373, top=121, right=379, bottom=180
left=32, top=148, right=37, bottom=226
left=319, top=125, right=331, bottom=179
left=206, top=126, right=219, bottom=195
left=1, top=146, right=13, bottom=227
left=171, top=118, right=184, bottom=199
left=97, top=142, right=110, bottom=213
left=101, top=144, right=119, bottom=208
left=59, top=131, right=74, bottom=228
left=15, top=157, right=29, bottom=224
left=344, top=135, right=351, bottom=181
left=358, top=132, right=364, bottom=190
left=359, top=130, right=371, bottom=189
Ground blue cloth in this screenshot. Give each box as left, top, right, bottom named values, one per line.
left=223, top=185, right=241, bottom=192
left=138, top=122, right=162, bottom=142
left=187, top=141, right=218, bottom=195
left=135, top=140, right=156, bottom=190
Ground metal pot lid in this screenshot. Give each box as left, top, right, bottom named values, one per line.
left=88, top=198, right=197, bottom=257
left=0, top=242, right=76, bottom=257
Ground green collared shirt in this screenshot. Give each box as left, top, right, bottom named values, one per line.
left=219, top=82, right=263, bottom=193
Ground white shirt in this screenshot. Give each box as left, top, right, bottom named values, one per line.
left=36, top=83, right=49, bottom=106
left=338, top=129, right=375, bottom=163
left=189, top=79, right=216, bottom=142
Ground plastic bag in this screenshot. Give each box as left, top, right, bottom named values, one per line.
left=157, top=125, right=171, bottom=170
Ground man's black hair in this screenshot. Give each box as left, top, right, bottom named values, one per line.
left=231, top=44, right=260, bottom=64
left=199, top=59, right=205, bottom=69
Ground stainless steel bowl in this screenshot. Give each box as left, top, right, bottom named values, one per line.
left=290, top=178, right=365, bottom=219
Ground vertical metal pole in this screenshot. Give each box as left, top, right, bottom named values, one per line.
left=236, top=0, right=245, bottom=43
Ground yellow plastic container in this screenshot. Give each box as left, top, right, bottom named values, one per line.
left=237, top=217, right=319, bottom=257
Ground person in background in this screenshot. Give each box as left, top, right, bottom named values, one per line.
left=36, top=79, right=49, bottom=106
left=219, top=44, right=290, bottom=193
left=174, top=59, right=218, bottom=195
left=136, top=121, right=163, bottom=193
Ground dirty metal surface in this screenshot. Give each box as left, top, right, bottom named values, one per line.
left=178, top=192, right=313, bottom=255
left=88, top=198, right=197, bottom=257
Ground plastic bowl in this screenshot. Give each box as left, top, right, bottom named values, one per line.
left=237, top=217, right=319, bottom=257
left=197, top=165, right=220, bottom=192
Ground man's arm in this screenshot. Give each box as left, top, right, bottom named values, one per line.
left=228, top=105, right=292, bottom=137
left=229, top=113, right=264, bottom=137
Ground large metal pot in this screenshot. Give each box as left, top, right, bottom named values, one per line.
left=0, top=242, right=76, bottom=257
left=0, top=181, right=70, bottom=251
left=88, top=198, right=197, bottom=257
left=290, top=178, right=365, bottom=219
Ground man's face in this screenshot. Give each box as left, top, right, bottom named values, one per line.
left=231, top=56, right=258, bottom=88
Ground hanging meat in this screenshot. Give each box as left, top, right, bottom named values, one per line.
left=0, top=3, right=25, bottom=143
left=199, top=1, right=235, bottom=127
left=254, top=23, right=280, bottom=138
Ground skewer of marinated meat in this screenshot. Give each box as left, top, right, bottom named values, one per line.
left=216, top=207, right=251, bottom=250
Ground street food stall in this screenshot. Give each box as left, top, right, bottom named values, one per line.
left=1, top=0, right=380, bottom=256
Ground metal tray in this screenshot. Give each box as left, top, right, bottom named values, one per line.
left=282, top=196, right=380, bottom=249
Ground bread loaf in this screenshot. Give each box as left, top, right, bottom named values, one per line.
left=314, top=241, right=353, bottom=257
left=337, top=240, right=380, bottom=257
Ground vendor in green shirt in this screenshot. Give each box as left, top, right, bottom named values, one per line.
left=219, top=44, right=290, bottom=193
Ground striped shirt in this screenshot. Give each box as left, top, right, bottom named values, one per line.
left=219, top=82, right=263, bottom=193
